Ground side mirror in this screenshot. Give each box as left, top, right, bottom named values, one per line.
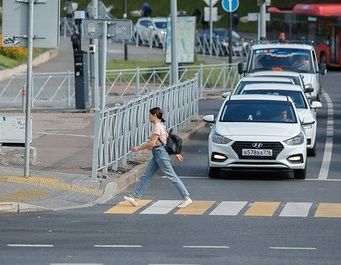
left=222, top=91, right=231, bottom=98
left=238, top=62, right=244, bottom=75
left=304, top=86, right=314, bottom=93
left=319, top=63, right=327, bottom=75
left=203, top=114, right=215, bottom=123
left=310, top=101, right=322, bottom=109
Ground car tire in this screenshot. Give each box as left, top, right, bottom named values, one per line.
left=208, top=166, right=221, bottom=178
left=307, top=144, right=316, bottom=157
left=294, top=166, right=306, bottom=179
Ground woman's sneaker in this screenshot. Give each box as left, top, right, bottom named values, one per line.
left=124, top=195, right=139, bottom=206
left=177, top=197, right=192, bottom=208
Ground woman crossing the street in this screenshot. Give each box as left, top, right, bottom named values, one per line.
left=124, top=107, right=192, bottom=208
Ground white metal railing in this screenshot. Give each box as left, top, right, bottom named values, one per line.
left=91, top=77, right=199, bottom=177
left=0, top=64, right=239, bottom=109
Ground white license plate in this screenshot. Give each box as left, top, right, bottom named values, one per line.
left=242, top=149, right=273, bottom=157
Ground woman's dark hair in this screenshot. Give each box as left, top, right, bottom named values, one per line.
left=150, top=107, right=166, bottom=122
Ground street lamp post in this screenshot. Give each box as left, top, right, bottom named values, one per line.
left=123, top=0, right=128, bottom=60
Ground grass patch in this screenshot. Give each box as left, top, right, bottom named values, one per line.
left=0, top=53, right=22, bottom=68
left=107, top=60, right=166, bottom=70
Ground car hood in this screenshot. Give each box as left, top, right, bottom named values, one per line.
left=297, top=108, right=315, bottom=123
left=215, top=122, right=300, bottom=139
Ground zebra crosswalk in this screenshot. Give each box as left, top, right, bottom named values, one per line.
left=105, top=200, right=341, bottom=218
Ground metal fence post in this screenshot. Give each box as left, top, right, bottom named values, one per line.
left=63, top=17, right=67, bottom=38
left=91, top=110, right=101, bottom=178
left=136, top=67, right=140, bottom=97
left=67, top=70, right=71, bottom=107
left=199, top=64, right=204, bottom=98
left=223, top=62, right=227, bottom=91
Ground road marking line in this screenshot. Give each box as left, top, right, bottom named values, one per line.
left=269, top=247, right=316, bottom=250
left=306, top=178, right=341, bottom=182
left=165, top=176, right=208, bottom=179
left=94, top=244, right=142, bottom=248
left=140, top=200, right=181, bottom=215
left=319, top=92, right=333, bottom=179
left=149, top=264, right=201, bottom=265
left=175, top=201, right=215, bottom=215
left=315, top=203, right=341, bottom=217
left=209, top=201, right=248, bottom=216
left=50, top=262, right=103, bottom=265
left=105, top=200, right=152, bottom=214
left=244, top=201, right=280, bottom=216
left=183, top=245, right=230, bottom=249
left=7, top=244, right=53, bottom=247
left=279, top=202, right=312, bottom=217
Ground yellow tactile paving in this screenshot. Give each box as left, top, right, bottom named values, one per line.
left=0, top=175, right=103, bottom=196
left=244, top=201, right=280, bottom=216
left=0, top=189, right=50, bottom=202
left=315, top=203, right=341, bottom=218
left=105, top=200, right=152, bottom=214
left=175, top=201, right=216, bottom=215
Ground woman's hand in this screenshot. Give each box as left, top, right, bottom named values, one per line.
left=176, top=154, right=184, bottom=161
left=131, top=146, right=139, bottom=153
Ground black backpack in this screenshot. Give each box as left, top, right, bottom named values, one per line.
left=159, top=128, right=182, bottom=155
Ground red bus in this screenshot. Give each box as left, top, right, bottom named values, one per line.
left=268, top=3, right=341, bottom=67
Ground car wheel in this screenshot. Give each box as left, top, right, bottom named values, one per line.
left=307, top=144, right=316, bottom=157
left=208, top=166, right=221, bottom=178
left=294, top=166, right=306, bottom=179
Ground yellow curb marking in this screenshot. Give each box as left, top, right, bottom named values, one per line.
left=105, top=200, right=152, bottom=214
left=244, top=201, right=281, bottom=217
left=0, top=189, right=50, bottom=202
left=175, top=201, right=216, bottom=215
left=0, top=175, right=103, bottom=197
left=315, top=203, right=341, bottom=218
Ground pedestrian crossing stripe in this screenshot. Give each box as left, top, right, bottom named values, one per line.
left=105, top=200, right=341, bottom=218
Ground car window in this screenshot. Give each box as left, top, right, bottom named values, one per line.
left=241, top=90, right=307, bottom=109
left=255, top=75, right=300, bottom=87
left=250, top=48, right=313, bottom=73
left=234, top=80, right=293, bottom=95
left=154, top=21, right=167, bottom=29
left=220, top=100, right=297, bottom=123
left=140, top=20, right=149, bottom=27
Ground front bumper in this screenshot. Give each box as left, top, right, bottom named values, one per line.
left=209, top=140, right=306, bottom=170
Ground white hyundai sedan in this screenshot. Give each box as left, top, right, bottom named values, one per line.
left=238, top=83, right=322, bottom=156
left=203, top=95, right=307, bottom=179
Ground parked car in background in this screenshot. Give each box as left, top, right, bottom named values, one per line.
left=196, top=28, right=247, bottom=56
left=203, top=95, right=307, bottom=179
left=134, top=17, right=167, bottom=48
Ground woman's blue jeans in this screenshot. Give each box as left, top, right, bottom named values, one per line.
left=132, top=146, right=190, bottom=199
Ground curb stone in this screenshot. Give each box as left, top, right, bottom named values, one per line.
left=0, top=202, right=49, bottom=213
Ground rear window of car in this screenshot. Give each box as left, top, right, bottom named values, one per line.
left=234, top=80, right=293, bottom=94
left=220, top=100, right=297, bottom=123
left=241, top=90, right=307, bottom=109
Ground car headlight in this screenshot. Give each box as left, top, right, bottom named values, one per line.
left=302, top=121, right=315, bottom=130
left=284, top=132, right=305, bottom=146
left=212, top=131, right=232, bottom=144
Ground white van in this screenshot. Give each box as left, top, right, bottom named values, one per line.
left=238, top=40, right=327, bottom=101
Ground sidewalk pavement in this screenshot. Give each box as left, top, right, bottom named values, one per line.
left=0, top=37, right=212, bottom=214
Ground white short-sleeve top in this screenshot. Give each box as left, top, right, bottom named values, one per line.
left=150, top=122, right=167, bottom=146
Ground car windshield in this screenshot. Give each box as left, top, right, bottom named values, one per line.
left=154, top=21, right=167, bottom=29
left=241, top=90, right=307, bottom=109
left=220, top=100, right=297, bottom=123
left=234, top=80, right=293, bottom=95
left=250, top=48, right=313, bottom=73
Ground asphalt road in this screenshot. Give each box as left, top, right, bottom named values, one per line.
left=0, top=71, right=340, bottom=265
